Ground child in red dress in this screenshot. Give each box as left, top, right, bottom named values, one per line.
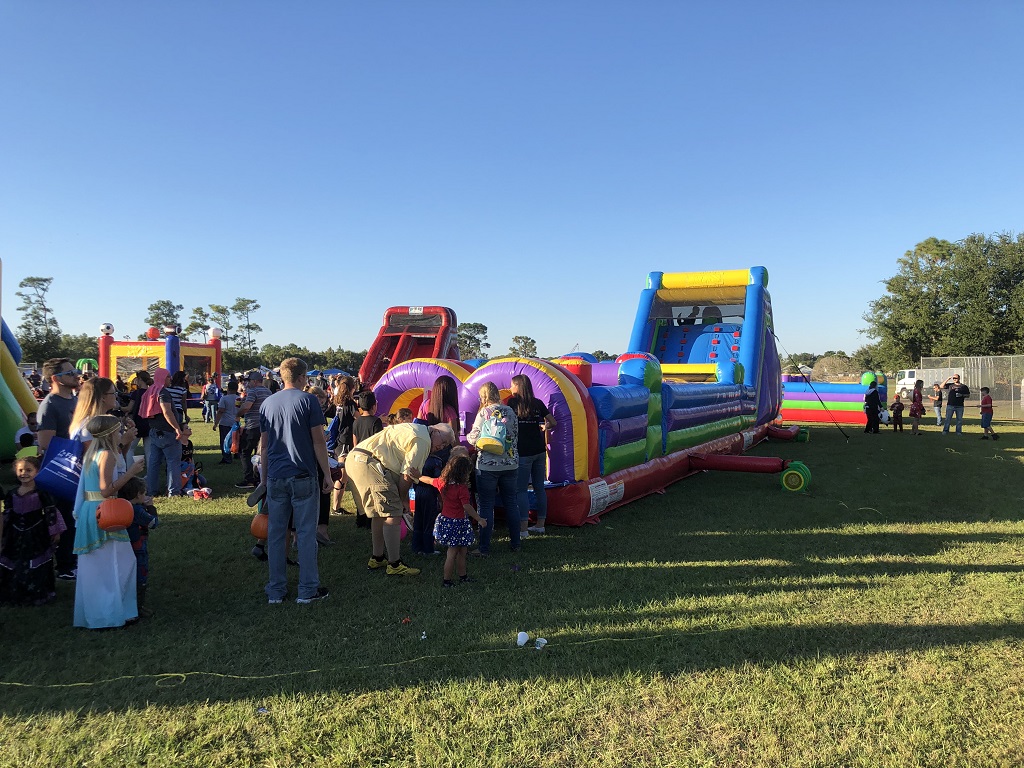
left=431, top=456, right=487, bottom=587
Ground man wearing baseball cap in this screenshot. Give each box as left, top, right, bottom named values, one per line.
left=236, top=370, right=272, bottom=488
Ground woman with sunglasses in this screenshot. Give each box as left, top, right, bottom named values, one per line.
left=36, top=358, right=84, bottom=581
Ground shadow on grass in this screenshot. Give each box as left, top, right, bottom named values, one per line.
left=1, top=505, right=1022, bottom=715
left=3, top=616, right=1021, bottom=715
left=2, top=424, right=1023, bottom=715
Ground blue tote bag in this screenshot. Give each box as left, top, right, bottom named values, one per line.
left=36, top=436, right=85, bottom=501
left=223, top=422, right=239, bottom=453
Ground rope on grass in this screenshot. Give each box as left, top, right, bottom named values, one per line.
left=0, top=630, right=734, bottom=690
left=837, top=500, right=880, bottom=515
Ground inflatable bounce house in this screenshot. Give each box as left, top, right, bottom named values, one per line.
left=98, top=324, right=223, bottom=404
left=0, top=319, right=40, bottom=461
left=371, top=267, right=809, bottom=527
left=780, top=372, right=888, bottom=425
left=0, top=263, right=41, bottom=459
left=359, top=306, right=460, bottom=387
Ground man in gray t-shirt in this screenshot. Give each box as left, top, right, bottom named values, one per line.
left=36, top=357, right=81, bottom=579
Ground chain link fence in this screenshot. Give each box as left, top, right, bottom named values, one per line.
left=921, top=355, right=1024, bottom=421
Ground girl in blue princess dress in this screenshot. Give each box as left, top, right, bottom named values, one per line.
left=73, top=415, right=144, bottom=629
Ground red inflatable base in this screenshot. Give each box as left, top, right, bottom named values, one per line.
left=780, top=408, right=863, bottom=425
left=766, top=424, right=800, bottom=440
left=546, top=423, right=772, bottom=527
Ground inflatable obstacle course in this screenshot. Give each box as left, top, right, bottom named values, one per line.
left=371, top=267, right=810, bottom=526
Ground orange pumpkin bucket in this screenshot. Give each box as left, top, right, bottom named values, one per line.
left=250, top=512, right=269, bottom=540
left=96, top=498, right=134, bottom=531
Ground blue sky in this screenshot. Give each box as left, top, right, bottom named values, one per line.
left=2, top=2, right=1022, bottom=361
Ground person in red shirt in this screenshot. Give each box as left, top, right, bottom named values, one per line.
left=431, top=454, right=487, bottom=587
left=889, top=394, right=905, bottom=433
left=976, top=387, right=999, bottom=440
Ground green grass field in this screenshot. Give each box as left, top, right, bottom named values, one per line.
left=1, top=415, right=1023, bottom=767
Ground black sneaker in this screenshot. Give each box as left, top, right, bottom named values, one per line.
left=251, top=544, right=267, bottom=561
left=296, top=587, right=329, bottom=604
left=247, top=483, right=267, bottom=507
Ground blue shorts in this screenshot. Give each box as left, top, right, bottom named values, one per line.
left=981, top=413, right=992, bottom=428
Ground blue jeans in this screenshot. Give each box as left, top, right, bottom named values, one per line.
left=943, top=405, right=964, bottom=433
left=934, top=406, right=944, bottom=426
left=266, top=474, right=320, bottom=601
left=146, top=430, right=183, bottom=497
left=517, top=452, right=548, bottom=524
left=476, top=468, right=520, bottom=554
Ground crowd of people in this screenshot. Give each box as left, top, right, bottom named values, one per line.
left=0, top=358, right=557, bottom=623
left=864, top=374, right=997, bottom=439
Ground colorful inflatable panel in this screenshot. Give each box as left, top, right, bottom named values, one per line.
left=371, top=267, right=795, bottom=526
left=780, top=374, right=888, bottom=425
left=0, top=317, right=37, bottom=459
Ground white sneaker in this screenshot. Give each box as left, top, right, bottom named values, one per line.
left=520, top=530, right=529, bottom=539
left=527, top=526, right=546, bottom=534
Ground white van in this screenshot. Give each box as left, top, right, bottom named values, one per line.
left=894, top=368, right=965, bottom=399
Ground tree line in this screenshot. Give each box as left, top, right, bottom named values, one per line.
left=455, top=322, right=617, bottom=362
left=860, top=232, right=1024, bottom=372
left=12, top=276, right=619, bottom=373
left=12, top=277, right=369, bottom=374
left=781, top=232, right=1024, bottom=377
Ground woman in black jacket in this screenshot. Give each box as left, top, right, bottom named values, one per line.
left=864, top=381, right=882, bottom=434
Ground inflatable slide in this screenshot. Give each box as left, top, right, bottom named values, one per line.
left=359, top=306, right=460, bottom=387
left=370, top=267, right=809, bottom=526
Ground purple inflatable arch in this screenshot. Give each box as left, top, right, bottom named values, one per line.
left=460, top=359, right=578, bottom=484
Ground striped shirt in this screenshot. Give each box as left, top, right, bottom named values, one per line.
left=163, top=385, right=188, bottom=423
left=242, top=385, right=272, bottom=431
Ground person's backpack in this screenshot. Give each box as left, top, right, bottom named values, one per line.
left=205, top=383, right=220, bottom=402
left=477, top=407, right=511, bottom=455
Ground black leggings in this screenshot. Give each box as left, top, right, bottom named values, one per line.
left=317, top=465, right=330, bottom=526
left=218, top=424, right=232, bottom=461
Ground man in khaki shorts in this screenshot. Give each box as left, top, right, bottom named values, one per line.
left=347, top=422, right=456, bottom=576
